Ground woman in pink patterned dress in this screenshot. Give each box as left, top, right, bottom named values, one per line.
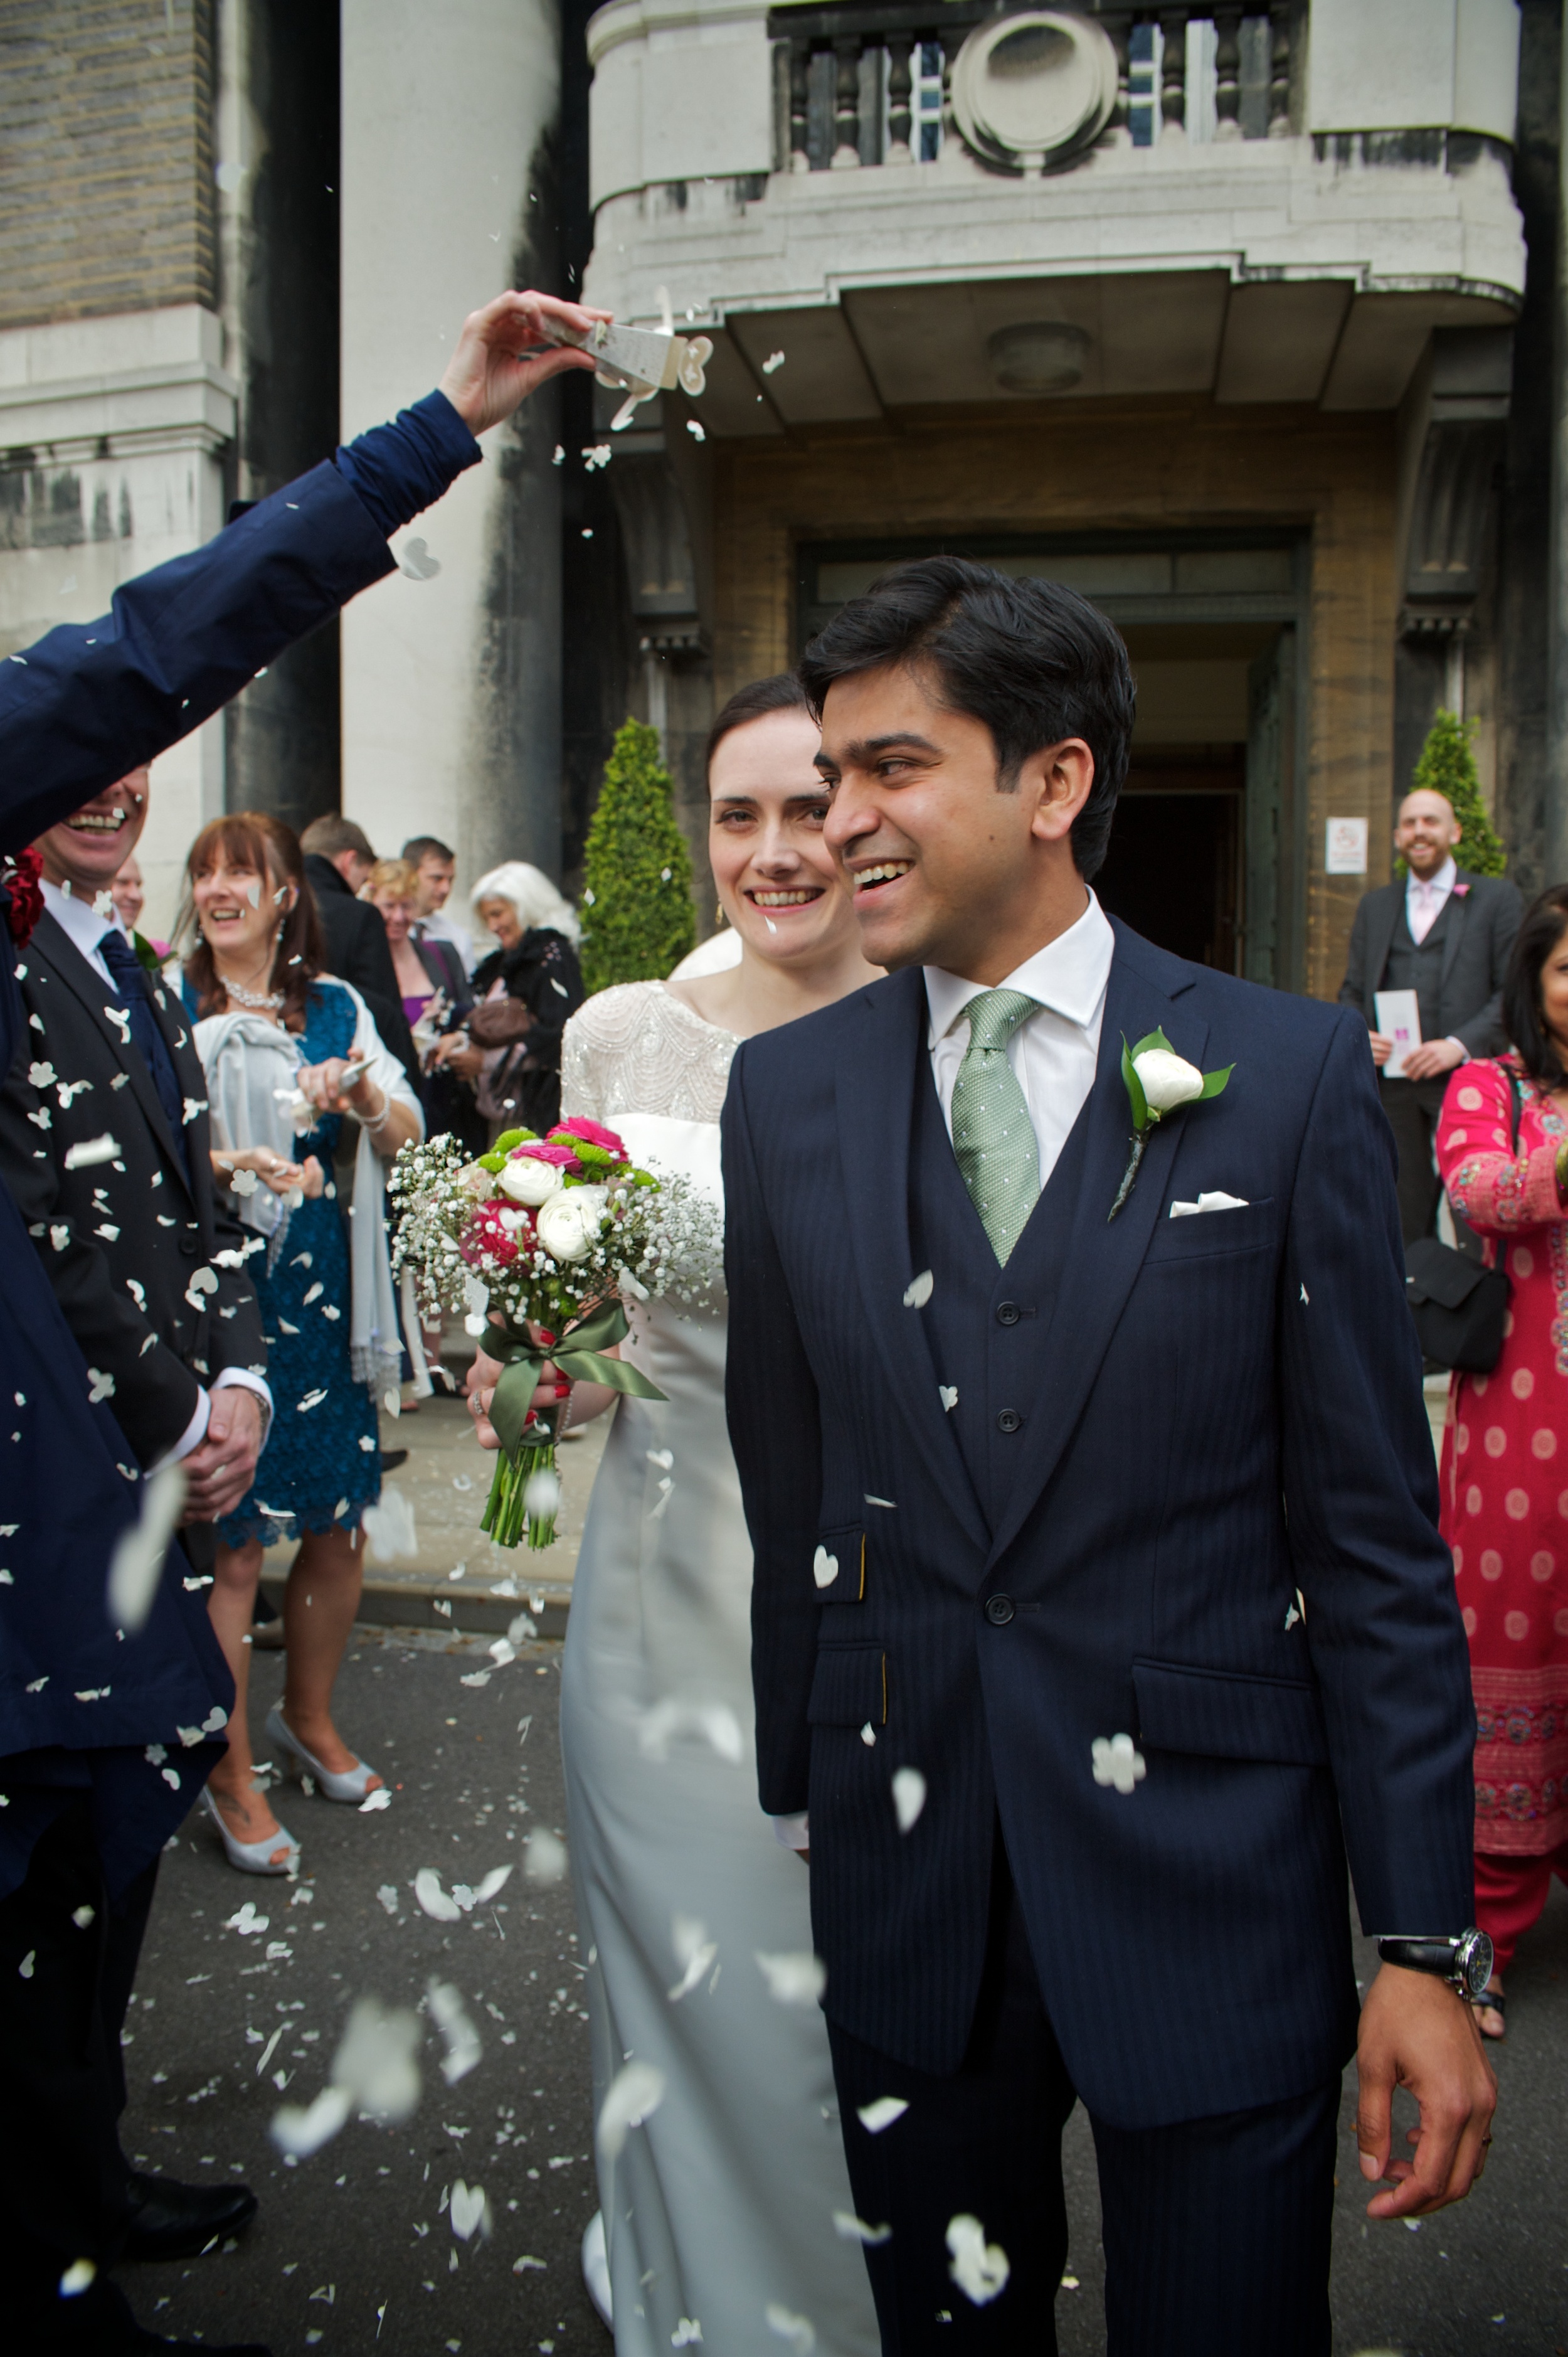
left=1436, top=881, right=1568, bottom=2040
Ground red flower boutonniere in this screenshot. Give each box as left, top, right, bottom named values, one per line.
left=1453, top=880, right=1471, bottom=899
left=1, top=846, right=43, bottom=949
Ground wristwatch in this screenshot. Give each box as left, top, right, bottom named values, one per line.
left=1376, top=1929, right=1493, bottom=1999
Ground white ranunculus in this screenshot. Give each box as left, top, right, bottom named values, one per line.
left=1131, top=1048, right=1205, bottom=1114
left=535, top=1188, right=605, bottom=1263
left=496, top=1154, right=565, bottom=1207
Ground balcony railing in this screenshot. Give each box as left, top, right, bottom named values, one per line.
left=765, top=4, right=1298, bottom=174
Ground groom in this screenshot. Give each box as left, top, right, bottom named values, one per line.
left=721, top=558, right=1495, bottom=2354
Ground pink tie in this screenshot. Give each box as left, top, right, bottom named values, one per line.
left=1411, top=883, right=1437, bottom=945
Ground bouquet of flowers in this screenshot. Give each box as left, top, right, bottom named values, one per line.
left=388, top=1114, right=720, bottom=1548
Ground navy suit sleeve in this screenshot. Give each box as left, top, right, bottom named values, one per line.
left=722, top=1048, right=824, bottom=1817
left=1278, top=1008, right=1475, bottom=1934
left=0, top=391, right=480, bottom=853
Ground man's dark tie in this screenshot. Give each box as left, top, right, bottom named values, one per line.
left=97, top=928, right=191, bottom=1184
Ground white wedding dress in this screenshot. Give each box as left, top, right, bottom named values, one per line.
left=558, top=984, right=878, bottom=2357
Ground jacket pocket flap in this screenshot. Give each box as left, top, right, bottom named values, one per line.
left=1132, top=1657, right=1328, bottom=1767
left=808, top=1644, right=886, bottom=1728
left=1142, top=1198, right=1277, bottom=1263
left=812, top=1524, right=866, bottom=1603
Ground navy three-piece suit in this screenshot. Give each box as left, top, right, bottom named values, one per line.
left=723, top=924, right=1475, bottom=2351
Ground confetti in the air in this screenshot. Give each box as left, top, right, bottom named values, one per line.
left=892, top=1768, right=926, bottom=1832
left=597, top=2060, right=667, bottom=2164
left=857, top=2096, right=909, bottom=2134
left=667, top=1914, right=718, bottom=2002
left=524, top=1828, right=568, bottom=1885
left=762, top=351, right=786, bottom=373
left=106, top=1461, right=187, bottom=1632
left=63, top=1134, right=121, bottom=1170
left=754, top=1951, right=826, bottom=2007
left=939, top=1385, right=958, bottom=1412
left=766, top=2304, right=816, bottom=2354
left=1091, top=1733, right=1146, bottom=1796
left=903, top=1270, right=933, bottom=1308
left=946, top=2215, right=1010, bottom=2305
left=637, top=1698, right=743, bottom=1764
left=833, top=2213, right=893, bottom=2246
left=428, top=1979, right=483, bottom=2085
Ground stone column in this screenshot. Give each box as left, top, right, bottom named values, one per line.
left=339, top=0, right=563, bottom=897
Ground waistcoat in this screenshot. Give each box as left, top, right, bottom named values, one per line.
left=1378, top=893, right=1454, bottom=1045
left=909, top=1057, right=1094, bottom=1537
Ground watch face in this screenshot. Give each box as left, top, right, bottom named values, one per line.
left=1459, top=1929, right=1495, bottom=1999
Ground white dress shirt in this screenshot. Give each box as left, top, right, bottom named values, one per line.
left=774, top=895, right=1117, bottom=1849
left=924, top=890, right=1116, bottom=1190
left=38, top=879, right=271, bottom=1466
left=1406, top=855, right=1458, bottom=947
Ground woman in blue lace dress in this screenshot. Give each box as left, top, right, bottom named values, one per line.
left=179, top=814, right=422, bottom=1872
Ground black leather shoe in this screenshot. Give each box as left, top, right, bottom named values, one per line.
left=121, top=2172, right=258, bottom=2263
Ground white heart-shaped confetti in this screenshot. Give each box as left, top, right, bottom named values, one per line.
left=812, top=1546, right=839, bottom=1590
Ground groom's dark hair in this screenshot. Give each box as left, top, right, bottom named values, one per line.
left=798, top=555, right=1136, bottom=883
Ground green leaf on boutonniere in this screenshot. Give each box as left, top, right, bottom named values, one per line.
left=132, top=932, right=162, bottom=974
left=1198, top=1065, right=1234, bottom=1101
left=1120, top=1036, right=1149, bottom=1131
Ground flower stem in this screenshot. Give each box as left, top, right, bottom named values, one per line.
left=480, top=1406, right=563, bottom=1550
left=1108, top=1131, right=1147, bottom=1222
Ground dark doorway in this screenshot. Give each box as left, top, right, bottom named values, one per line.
left=1096, top=750, right=1244, bottom=971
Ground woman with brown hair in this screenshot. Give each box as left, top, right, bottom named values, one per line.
left=178, top=813, right=423, bottom=1873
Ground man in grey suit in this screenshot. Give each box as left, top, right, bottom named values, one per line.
left=1338, top=787, right=1522, bottom=1244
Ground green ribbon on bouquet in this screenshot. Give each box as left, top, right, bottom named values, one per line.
left=481, top=1297, right=667, bottom=1550
left=486, top=1296, right=666, bottom=1459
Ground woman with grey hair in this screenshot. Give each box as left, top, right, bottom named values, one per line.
left=467, top=860, right=585, bottom=1139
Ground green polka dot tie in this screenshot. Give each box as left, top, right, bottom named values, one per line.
left=951, top=989, right=1042, bottom=1265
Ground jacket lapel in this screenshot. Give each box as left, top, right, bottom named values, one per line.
left=33, top=915, right=196, bottom=1205
left=984, top=929, right=1206, bottom=1571
left=835, top=969, right=990, bottom=1555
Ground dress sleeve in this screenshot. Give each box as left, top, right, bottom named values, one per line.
left=1436, top=1061, right=1560, bottom=1232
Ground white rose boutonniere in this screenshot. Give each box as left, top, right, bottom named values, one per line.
left=1108, top=1028, right=1233, bottom=1220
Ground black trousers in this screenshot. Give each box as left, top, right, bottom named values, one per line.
left=827, top=1852, right=1338, bottom=2357
left=1380, top=1075, right=1451, bottom=1245
left=0, top=1801, right=157, bottom=2336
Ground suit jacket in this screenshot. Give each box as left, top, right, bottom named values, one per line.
left=723, top=926, right=1475, bottom=2130
left=1338, top=871, right=1522, bottom=1058
left=0, top=915, right=267, bottom=1468
left=0, top=447, right=413, bottom=1895
left=304, top=854, right=420, bottom=1088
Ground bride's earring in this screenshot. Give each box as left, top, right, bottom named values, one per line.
left=714, top=900, right=727, bottom=927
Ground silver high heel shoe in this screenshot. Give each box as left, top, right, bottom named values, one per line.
left=203, top=1785, right=300, bottom=1876
left=265, top=1701, right=383, bottom=1803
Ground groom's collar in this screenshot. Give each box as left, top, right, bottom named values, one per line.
left=922, top=890, right=1115, bottom=1048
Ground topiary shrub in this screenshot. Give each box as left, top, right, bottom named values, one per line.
left=579, top=718, right=696, bottom=993
left=1406, top=708, right=1507, bottom=876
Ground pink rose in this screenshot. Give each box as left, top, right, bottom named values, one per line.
left=549, top=1116, right=629, bottom=1161
left=510, top=1140, right=583, bottom=1174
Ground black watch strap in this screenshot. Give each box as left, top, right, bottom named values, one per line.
left=1377, top=1930, right=1493, bottom=1999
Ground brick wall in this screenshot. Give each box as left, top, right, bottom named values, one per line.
left=712, top=395, right=1398, bottom=1003
left=0, top=0, right=216, bottom=329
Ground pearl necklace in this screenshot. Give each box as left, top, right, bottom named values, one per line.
left=220, top=974, right=285, bottom=1011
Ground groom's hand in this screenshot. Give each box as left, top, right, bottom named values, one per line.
left=1355, top=1964, right=1496, bottom=2216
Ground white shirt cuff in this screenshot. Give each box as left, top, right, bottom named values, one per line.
left=149, top=1370, right=273, bottom=1478
left=772, top=1812, right=810, bottom=1850
left=1445, top=1037, right=1470, bottom=1062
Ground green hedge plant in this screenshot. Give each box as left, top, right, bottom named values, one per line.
left=580, top=718, right=696, bottom=994
left=1404, top=708, right=1507, bottom=876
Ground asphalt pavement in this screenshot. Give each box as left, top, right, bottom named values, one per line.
left=120, top=1629, right=1567, bottom=2357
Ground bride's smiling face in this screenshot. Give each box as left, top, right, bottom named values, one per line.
left=709, top=708, right=857, bottom=967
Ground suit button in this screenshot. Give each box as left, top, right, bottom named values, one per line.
left=996, top=1408, right=1021, bottom=1434
left=996, top=1301, right=1021, bottom=1326
left=179, top=1240, right=198, bottom=1257
left=984, top=1594, right=1015, bottom=1626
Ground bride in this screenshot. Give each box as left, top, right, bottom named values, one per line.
left=469, top=675, right=881, bottom=2354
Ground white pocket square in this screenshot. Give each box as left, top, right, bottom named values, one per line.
left=1169, top=1191, right=1250, bottom=1219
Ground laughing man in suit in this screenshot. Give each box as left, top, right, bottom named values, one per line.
left=1338, top=788, right=1522, bottom=1245
left=722, top=560, right=1496, bottom=2356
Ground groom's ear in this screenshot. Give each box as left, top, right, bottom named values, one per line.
left=1022, top=738, right=1096, bottom=849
